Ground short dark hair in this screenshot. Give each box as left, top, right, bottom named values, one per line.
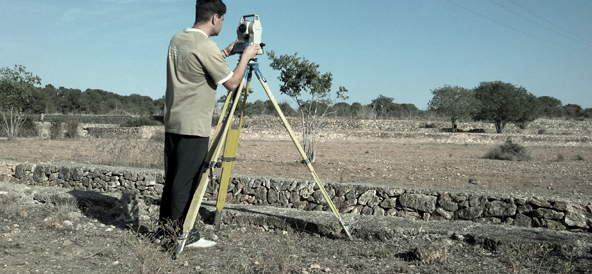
left=195, top=0, right=227, bottom=24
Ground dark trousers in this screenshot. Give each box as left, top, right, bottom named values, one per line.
left=159, top=132, right=209, bottom=225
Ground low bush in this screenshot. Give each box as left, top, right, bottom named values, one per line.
left=65, top=123, right=79, bottom=139
left=421, top=122, right=437, bottom=128
left=49, top=118, right=62, bottom=140
left=18, top=116, right=38, bottom=138
left=484, top=139, right=531, bottom=161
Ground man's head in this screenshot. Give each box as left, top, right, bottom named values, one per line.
left=194, top=0, right=226, bottom=36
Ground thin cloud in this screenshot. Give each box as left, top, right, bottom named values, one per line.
left=61, top=8, right=82, bottom=23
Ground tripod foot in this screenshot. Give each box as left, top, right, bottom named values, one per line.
left=173, top=232, right=189, bottom=260
left=213, top=210, right=222, bottom=226
left=341, top=221, right=353, bottom=241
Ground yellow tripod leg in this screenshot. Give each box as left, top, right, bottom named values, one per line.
left=214, top=125, right=240, bottom=225
left=213, top=78, right=251, bottom=226
left=257, top=76, right=353, bottom=241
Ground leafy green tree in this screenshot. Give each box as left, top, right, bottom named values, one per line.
left=0, top=65, right=41, bottom=140
left=277, top=101, right=297, bottom=117
left=584, top=108, right=592, bottom=118
left=153, top=95, right=165, bottom=116
left=563, top=104, right=584, bottom=119
left=55, top=87, right=82, bottom=114
left=23, top=86, right=49, bottom=114
left=331, top=102, right=352, bottom=117
left=268, top=50, right=348, bottom=162
left=370, top=95, right=395, bottom=119
left=350, top=102, right=363, bottom=118
left=537, top=96, right=562, bottom=118
left=472, top=81, right=541, bottom=133
left=392, top=103, right=420, bottom=119
left=243, top=99, right=271, bottom=116
left=428, top=85, right=481, bottom=128
left=38, top=84, right=59, bottom=113
left=125, top=93, right=157, bottom=115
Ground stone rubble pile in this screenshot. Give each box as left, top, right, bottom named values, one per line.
left=242, top=117, right=592, bottom=135
left=4, top=162, right=591, bottom=233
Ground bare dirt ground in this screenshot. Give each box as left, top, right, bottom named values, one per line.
left=1, top=131, right=592, bottom=273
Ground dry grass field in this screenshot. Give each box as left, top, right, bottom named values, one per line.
left=1, top=127, right=592, bottom=273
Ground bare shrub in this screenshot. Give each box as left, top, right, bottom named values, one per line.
left=49, top=118, right=62, bottom=140
left=0, top=192, right=21, bottom=220
left=122, top=229, right=171, bottom=274
left=43, top=195, right=79, bottom=231
left=421, top=122, right=437, bottom=129
left=484, top=140, right=531, bottom=161
left=18, top=116, right=38, bottom=138
left=65, top=122, right=79, bottom=139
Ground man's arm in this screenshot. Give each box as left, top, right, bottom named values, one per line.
left=222, top=44, right=260, bottom=91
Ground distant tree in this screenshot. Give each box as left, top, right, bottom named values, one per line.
left=123, top=93, right=159, bottom=115
left=537, top=96, right=562, bottom=118
left=277, top=101, right=297, bottom=117
left=515, top=93, right=542, bottom=127
left=428, top=85, right=481, bottom=128
left=23, top=86, right=50, bottom=114
left=370, top=95, right=396, bottom=119
left=154, top=95, right=165, bottom=116
left=584, top=108, right=592, bottom=118
left=331, top=102, right=352, bottom=117
left=84, top=89, right=121, bottom=114
left=243, top=100, right=268, bottom=116
left=472, top=81, right=541, bottom=133
left=350, top=102, right=363, bottom=118
left=392, top=103, right=420, bottom=119
left=268, top=50, right=348, bottom=162
left=0, top=65, right=41, bottom=140
left=356, top=104, right=377, bottom=119
left=38, top=84, right=59, bottom=114
left=55, top=87, right=83, bottom=114
left=563, top=104, right=584, bottom=119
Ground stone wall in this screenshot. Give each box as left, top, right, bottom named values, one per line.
left=34, top=123, right=164, bottom=139
left=37, top=114, right=138, bottom=125
left=4, top=162, right=591, bottom=233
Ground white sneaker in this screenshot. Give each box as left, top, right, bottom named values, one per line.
left=184, top=238, right=217, bottom=248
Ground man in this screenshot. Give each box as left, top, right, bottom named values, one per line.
left=160, top=0, right=259, bottom=248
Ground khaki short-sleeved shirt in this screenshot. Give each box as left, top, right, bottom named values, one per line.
left=164, top=28, right=232, bottom=137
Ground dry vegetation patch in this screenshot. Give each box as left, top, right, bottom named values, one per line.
left=1, top=126, right=592, bottom=273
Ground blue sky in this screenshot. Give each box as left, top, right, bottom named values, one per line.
left=1, top=0, right=591, bottom=109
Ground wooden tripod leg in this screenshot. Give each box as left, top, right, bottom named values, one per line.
left=255, top=72, right=353, bottom=241
left=213, top=74, right=252, bottom=226
left=214, top=125, right=240, bottom=225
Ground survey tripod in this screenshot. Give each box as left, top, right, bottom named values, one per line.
left=173, top=59, right=353, bottom=260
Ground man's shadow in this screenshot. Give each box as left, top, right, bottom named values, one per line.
left=66, top=189, right=348, bottom=240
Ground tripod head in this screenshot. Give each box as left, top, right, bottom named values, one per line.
left=231, top=14, right=265, bottom=55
